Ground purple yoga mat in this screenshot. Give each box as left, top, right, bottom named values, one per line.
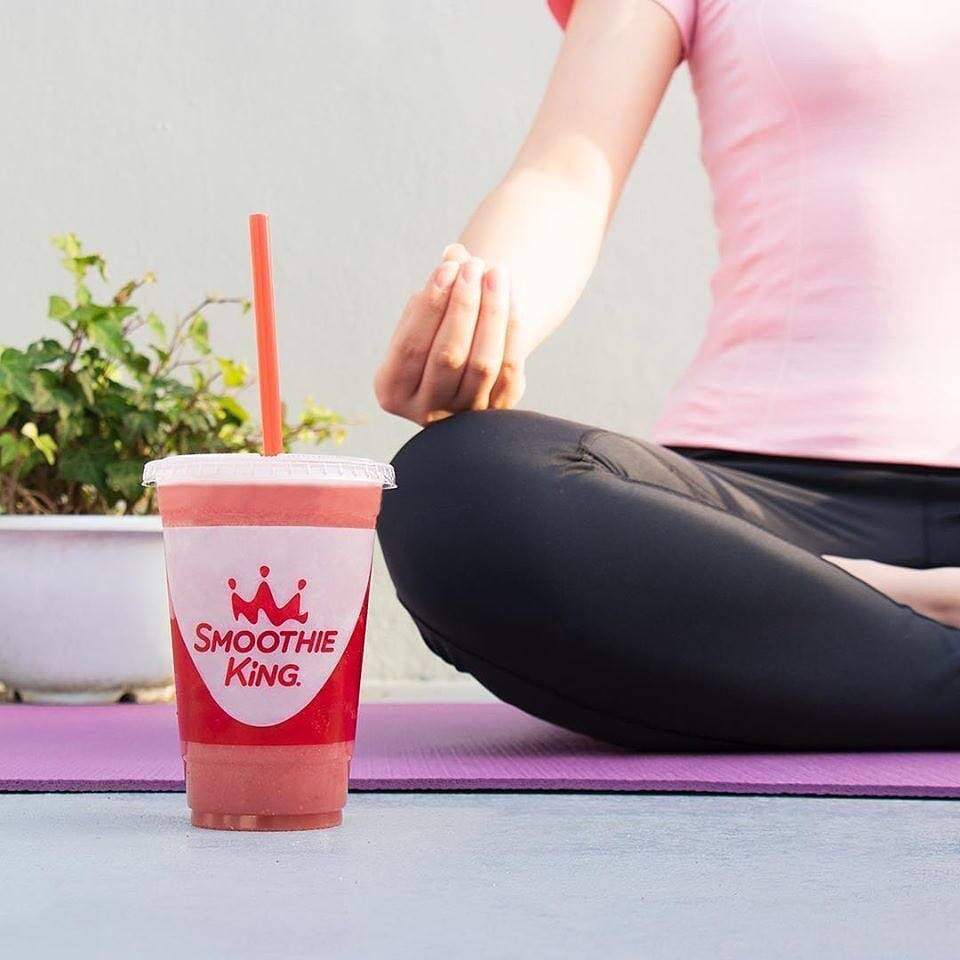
left=1, top=702, right=958, bottom=798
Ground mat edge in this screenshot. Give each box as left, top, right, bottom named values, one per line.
left=5, top=778, right=958, bottom=799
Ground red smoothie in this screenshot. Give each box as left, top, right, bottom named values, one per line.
left=145, top=455, right=393, bottom=831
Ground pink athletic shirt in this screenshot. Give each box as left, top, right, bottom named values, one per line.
left=548, top=0, right=960, bottom=467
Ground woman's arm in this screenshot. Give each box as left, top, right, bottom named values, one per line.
left=375, top=0, right=682, bottom=424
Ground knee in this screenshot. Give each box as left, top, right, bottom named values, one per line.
left=378, top=410, right=518, bottom=551
left=377, top=413, right=492, bottom=614
left=378, top=409, right=562, bottom=604
left=392, top=407, right=536, bottom=470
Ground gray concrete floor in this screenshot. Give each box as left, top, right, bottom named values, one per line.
left=2, top=792, right=959, bottom=959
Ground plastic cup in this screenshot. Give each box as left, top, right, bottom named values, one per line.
left=142, top=453, right=395, bottom=831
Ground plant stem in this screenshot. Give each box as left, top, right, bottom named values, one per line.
left=3, top=465, right=21, bottom=514
left=16, top=484, right=57, bottom=515
left=62, top=328, right=84, bottom=374
left=157, top=296, right=247, bottom=376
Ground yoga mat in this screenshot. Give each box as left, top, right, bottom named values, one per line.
left=1, top=702, right=958, bottom=798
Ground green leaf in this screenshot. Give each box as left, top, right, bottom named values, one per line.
left=0, top=349, right=34, bottom=401
left=52, top=386, right=80, bottom=420
left=59, top=437, right=114, bottom=487
left=28, top=370, right=60, bottom=412
left=93, top=385, right=135, bottom=420
left=76, top=284, right=91, bottom=306
left=148, top=344, right=170, bottom=365
left=74, top=369, right=97, bottom=406
left=182, top=409, right=214, bottom=433
left=68, top=304, right=102, bottom=325
left=20, top=422, right=57, bottom=465
left=52, top=233, right=82, bottom=258
left=48, top=295, right=72, bottom=321
left=26, top=339, right=67, bottom=366
left=217, top=357, right=248, bottom=388
left=188, top=315, right=210, bottom=355
left=87, top=316, right=126, bottom=360
left=0, top=433, right=26, bottom=468
left=217, top=395, right=249, bottom=424
left=80, top=254, right=108, bottom=280
left=147, top=312, right=166, bottom=340
left=106, top=459, right=147, bottom=502
left=60, top=253, right=107, bottom=283
left=61, top=260, right=83, bottom=282
left=108, top=305, right=138, bottom=325
left=0, top=393, right=18, bottom=429
left=121, top=409, right=159, bottom=442
left=159, top=380, right=194, bottom=403
left=54, top=409, right=87, bottom=445
left=128, top=353, right=151, bottom=376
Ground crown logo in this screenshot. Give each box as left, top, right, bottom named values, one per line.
left=228, top=566, right=309, bottom=627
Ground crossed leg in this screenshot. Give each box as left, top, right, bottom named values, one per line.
left=378, top=410, right=960, bottom=750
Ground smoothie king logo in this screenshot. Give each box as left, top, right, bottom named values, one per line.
left=193, top=565, right=339, bottom=689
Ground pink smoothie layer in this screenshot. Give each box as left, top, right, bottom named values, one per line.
left=157, top=481, right=382, bottom=528
left=184, top=741, right=352, bottom=831
left=157, top=480, right=382, bottom=832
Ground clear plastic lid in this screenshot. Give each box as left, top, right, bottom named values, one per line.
left=142, top=453, right=396, bottom=488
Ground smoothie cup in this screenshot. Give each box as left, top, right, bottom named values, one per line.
left=143, top=452, right=395, bottom=831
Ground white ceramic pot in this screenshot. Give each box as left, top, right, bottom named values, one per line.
left=0, top=515, right=173, bottom=704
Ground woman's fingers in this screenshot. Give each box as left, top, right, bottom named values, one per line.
left=454, top=266, right=510, bottom=409
left=488, top=301, right=527, bottom=409
left=374, top=258, right=460, bottom=413
left=442, top=243, right=471, bottom=264
left=374, top=243, right=524, bottom=424
left=417, top=256, right=485, bottom=414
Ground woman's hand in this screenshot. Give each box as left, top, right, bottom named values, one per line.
left=375, top=244, right=527, bottom=425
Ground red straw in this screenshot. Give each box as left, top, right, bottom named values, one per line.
left=248, top=213, right=283, bottom=456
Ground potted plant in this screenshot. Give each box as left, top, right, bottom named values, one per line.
left=0, top=235, right=346, bottom=703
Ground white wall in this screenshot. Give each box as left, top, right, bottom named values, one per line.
left=0, top=0, right=715, bottom=687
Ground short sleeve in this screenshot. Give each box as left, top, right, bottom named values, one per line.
left=547, top=0, right=696, bottom=60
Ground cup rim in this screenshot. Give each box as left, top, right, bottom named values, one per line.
left=142, top=453, right=396, bottom=489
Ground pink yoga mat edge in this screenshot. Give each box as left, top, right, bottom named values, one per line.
left=4, top=777, right=959, bottom=799
left=0, top=779, right=184, bottom=793
left=2, top=702, right=959, bottom=800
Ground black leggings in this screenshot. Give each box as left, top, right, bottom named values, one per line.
left=377, top=411, right=960, bottom=751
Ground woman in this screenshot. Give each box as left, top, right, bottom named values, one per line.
left=374, top=0, right=960, bottom=750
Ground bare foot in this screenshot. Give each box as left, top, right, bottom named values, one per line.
left=822, top=556, right=960, bottom=628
